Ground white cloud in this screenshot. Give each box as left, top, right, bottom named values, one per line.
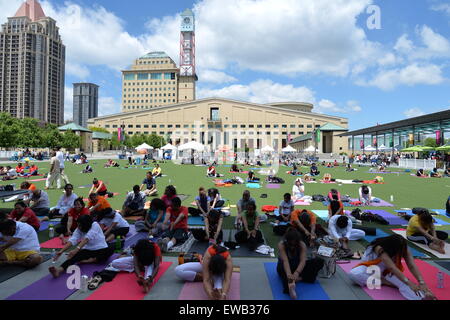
left=198, top=70, right=237, bottom=84
left=66, top=62, right=90, bottom=79
left=431, top=3, right=450, bottom=16
left=98, top=97, right=120, bottom=116
left=0, top=0, right=23, bottom=24
left=365, top=63, right=445, bottom=90
left=404, top=108, right=425, bottom=119
left=394, top=34, right=414, bottom=54
left=198, top=79, right=362, bottom=114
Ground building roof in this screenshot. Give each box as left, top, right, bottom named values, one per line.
left=319, top=122, right=348, bottom=131
left=290, top=133, right=313, bottom=144
left=181, top=8, right=194, bottom=16
left=14, top=0, right=46, bottom=22
left=139, top=52, right=170, bottom=59
left=342, top=109, right=450, bottom=137
left=58, top=123, right=92, bottom=133
left=87, top=97, right=348, bottom=123
left=92, top=131, right=112, bottom=140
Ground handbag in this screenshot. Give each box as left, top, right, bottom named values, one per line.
left=178, top=252, right=203, bottom=265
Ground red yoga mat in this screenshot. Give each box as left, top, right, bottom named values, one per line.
left=86, top=261, right=172, bottom=300
left=40, top=237, right=68, bottom=249
left=178, top=272, right=240, bottom=300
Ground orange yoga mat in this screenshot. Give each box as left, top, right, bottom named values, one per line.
left=86, top=261, right=172, bottom=300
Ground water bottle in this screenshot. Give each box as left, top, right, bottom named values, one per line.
left=48, top=224, right=54, bottom=238
left=390, top=195, right=394, bottom=202
left=437, top=271, right=444, bottom=289
left=51, top=249, right=56, bottom=264
left=115, top=236, right=122, bottom=253
left=80, top=275, right=88, bottom=292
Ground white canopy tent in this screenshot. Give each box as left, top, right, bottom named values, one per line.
left=161, top=143, right=177, bottom=151
left=282, top=145, right=296, bottom=153
left=261, top=145, right=275, bottom=153
left=304, top=145, right=319, bottom=152
left=135, top=143, right=153, bottom=150
left=363, top=145, right=376, bottom=152
left=178, top=141, right=205, bottom=152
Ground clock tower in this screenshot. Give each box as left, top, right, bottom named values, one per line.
left=178, top=8, right=197, bottom=103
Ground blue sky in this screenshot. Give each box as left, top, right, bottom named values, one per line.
left=1, top=0, right=449, bottom=130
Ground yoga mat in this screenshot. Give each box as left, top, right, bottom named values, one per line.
left=311, top=210, right=329, bottom=220
left=264, top=262, right=329, bottom=300
left=40, top=237, right=67, bottom=249
left=78, top=184, right=92, bottom=189
left=221, top=230, right=271, bottom=258
left=39, top=221, right=56, bottom=231
left=28, top=178, right=47, bottom=182
left=246, top=183, right=261, bottom=189
left=178, top=272, right=241, bottom=300
left=432, top=209, right=448, bottom=216
left=0, top=254, right=52, bottom=284
left=294, top=201, right=311, bottom=206
left=266, top=184, right=281, bottom=189
left=394, top=210, right=450, bottom=226
left=367, top=210, right=405, bottom=225
left=392, top=229, right=450, bottom=259
left=6, top=255, right=118, bottom=300
left=188, top=216, right=205, bottom=226
left=362, top=229, right=426, bottom=258
left=86, top=261, right=172, bottom=300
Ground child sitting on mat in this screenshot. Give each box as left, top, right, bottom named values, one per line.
left=349, top=235, right=436, bottom=300
left=235, top=203, right=264, bottom=251
left=273, top=193, right=295, bottom=236
left=175, top=244, right=233, bottom=300
left=406, top=209, right=448, bottom=254
left=358, top=185, right=372, bottom=206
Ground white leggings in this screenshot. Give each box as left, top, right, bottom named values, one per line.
left=175, top=262, right=224, bottom=289
left=106, top=256, right=154, bottom=280
left=349, top=265, right=425, bottom=300
left=333, top=229, right=366, bottom=241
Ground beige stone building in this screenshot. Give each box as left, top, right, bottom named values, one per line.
left=88, top=98, right=348, bottom=153
left=121, top=51, right=195, bottom=113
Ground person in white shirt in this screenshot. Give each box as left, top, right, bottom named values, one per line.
left=46, top=184, right=78, bottom=221
left=358, top=185, right=372, bottom=206
left=328, top=215, right=365, bottom=250
left=49, top=215, right=113, bottom=278
left=45, top=151, right=61, bottom=189
left=122, top=185, right=146, bottom=217
left=56, top=148, right=70, bottom=186
left=99, top=210, right=130, bottom=242
left=291, top=178, right=312, bottom=202
left=0, top=220, right=42, bottom=268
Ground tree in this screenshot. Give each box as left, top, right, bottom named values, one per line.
left=61, top=130, right=81, bottom=150
left=0, top=113, right=20, bottom=148
left=147, top=133, right=165, bottom=149
left=41, top=124, right=63, bottom=148
left=423, top=137, right=438, bottom=148
left=15, top=117, right=43, bottom=148
left=89, top=126, right=110, bottom=134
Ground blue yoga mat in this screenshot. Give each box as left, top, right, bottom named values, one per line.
left=363, top=229, right=426, bottom=258
left=246, top=183, right=261, bottom=189
left=264, top=263, right=329, bottom=300
left=394, top=210, right=450, bottom=226
left=188, top=216, right=205, bottom=226
left=311, top=210, right=329, bottom=220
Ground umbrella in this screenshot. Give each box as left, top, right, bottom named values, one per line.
left=135, top=143, right=153, bottom=150
left=417, top=146, right=435, bottom=151
left=282, top=145, right=296, bottom=153
left=436, top=145, right=450, bottom=152
left=178, top=141, right=205, bottom=152
left=363, top=145, right=376, bottom=152
left=161, top=143, right=177, bottom=151
left=401, top=146, right=423, bottom=152
left=261, top=145, right=275, bottom=153
left=304, top=145, right=319, bottom=152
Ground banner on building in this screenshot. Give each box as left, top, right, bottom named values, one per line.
left=408, top=133, right=414, bottom=145
left=436, top=130, right=441, bottom=145
left=118, top=128, right=122, bottom=142
left=316, top=129, right=321, bottom=143
left=360, top=140, right=364, bottom=149
left=373, top=137, right=377, bottom=147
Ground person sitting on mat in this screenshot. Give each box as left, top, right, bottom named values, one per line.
left=322, top=173, right=332, bottom=183
left=87, top=193, right=113, bottom=219
left=349, top=235, right=436, bottom=300
left=235, top=202, right=264, bottom=251
left=277, top=228, right=325, bottom=299
left=156, top=197, right=189, bottom=252
left=443, top=168, right=450, bottom=178
left=236, top=190, right=257, bottom=230
left=152, top=164, right=162, bottom=178
left=56, top=197, right=90, bottom=244
left=122, top=185, right=146, bottom=217
left=206, top=164, right=217, bottom=177
left=135, top=198, right=166, bottom=237
left=2, top=166, right=18, bottom=181
left=4, top=181, right=36, bottom=203
left=161, top=185, right=177, bottom=208
left=446, top=196, right=450, bottom=217
left=416, top=169, right=427, bottom=178
left=328, top=188, right=341, bottom=202
left=98, top=209, right=130, bottom=242
left=292, top=178, right=309, bottom=202
left=45, top=184, right=78, bottom=221
left=15, top=163, right=25, bottom=176
left=208, top=188, right=225, bottom=210
left=346, top=164, right=355, bottom=172
left=310, top=163, right=320, bottom=176
left=290, top=209, right=327, bottom=246
left=191, top=187, right=211, bottom=217
left=406, top=209, right=448, bottom=254
left=328, top=215, right=365, bottom=252
left=104, top=239, right=162, bottom=293
left=358, top=185, right=372, bottom=206
left=9, top=201, right=41, bottom=232
left=141, top=172, right=157, bottom=197
left=49, top=215, right=114, bottom=278
left=0, top=220, right=43, bottom=268
left=327, top=195, right=344, bottom=220
left=82, top=164, right=93, bottom=173
left=192, top=209, right=224, bottom=245
left=25, top=188, right=50, bottom=218
left=230, top=164, right=241, bottom=172
left=273, top=193, right=295, bottom=235
left=22, top=164, right=39, bottom=177
left=175, top=244, right=233, bottom=300
left=429, top=168, right=441, bottom=178
left=89, top=178, right=108, bottom=197
left=247, top=171, right=260, bottom=182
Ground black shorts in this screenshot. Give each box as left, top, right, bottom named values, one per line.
left=162, top=228, right=189, bottom=241
left=98, top=190, right=107, bottom=196
left=111, top=227, right=129, bottom=237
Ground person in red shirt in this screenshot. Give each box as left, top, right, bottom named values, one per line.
left=206, top=165, right=217, bottom=177
left=23, top=164, right=39, bottom=177
left=89, top=178, right=108, bottom=196
left=157, top=197, right=188, bottom=252
left=56, top=198, right=90, bottom=243
left=15, top=163, right=25, bottom=175
left=9, top=201, right=40, bottom=231
left=160, top=185, right=177, bottom=208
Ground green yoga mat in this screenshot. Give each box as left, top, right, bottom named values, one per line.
left=0, top=253, right=53, bottom=284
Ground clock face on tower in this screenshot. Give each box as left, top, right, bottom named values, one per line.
left=181, top=15, right=194, bottom=31
left=184, top=17, right=191, bottom=24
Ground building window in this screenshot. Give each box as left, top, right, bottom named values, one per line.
left=176, top=125, right=181, bottom=128
left=299, top=132, right=304, bottom=135
left=307, top=125, right=312, bottom=128
left=240, top=125, right=246, bottom=128
left=315, top=125, right=321, bottom=128
left=290, top=125, right=296, bottom=128
left=265, top=125, right=271, bottom=128
left=299, top=125, right=304, bottom=128
left=282, top=125, right=287, bottom=128
left=128, top=125, right=133, bottom=128
left=168, top=125, right=173, bottom=128
left=249, top=125, right=254, bottom=128
left=274, top=125, right=279, bottom=128
left=112, top=125, right=118, bottom=128
left=160, top=125, right=165, bottom=128
left=128, top=131, right=133, bottom=135
left=136, top=125, right=141, bottom=128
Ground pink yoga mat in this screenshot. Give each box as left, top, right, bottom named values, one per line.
left=86, top=261, right=172, bottom=300
left=28, top=178, right=47, bottom=182
left=178, top=272, right=240, bottom=300
left=266, top=184, right=281, bottom=189
left=40, top=237, right=67, bottom=249
left=294, top=201, right=311, bottom=206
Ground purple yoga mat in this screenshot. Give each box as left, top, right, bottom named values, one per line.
left=367, top=210, right=405, bottom=225
left=7, top=254, right=119, bottom=300
left=350, top=198, right=394, bottom=207
left=266, top=184, right=281, bottom=189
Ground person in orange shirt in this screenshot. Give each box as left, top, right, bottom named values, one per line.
left=15, top=163, right=25, bottom=176
left=87, top=193, right=113, bottom=221
left=22, top=164, right=39, bottom=177
left=327, top=195, right=344, bottom=220
left=290, top=209, right=327, bottom=246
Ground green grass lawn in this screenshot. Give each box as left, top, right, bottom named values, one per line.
left=1, top=159, right=449, bottom=257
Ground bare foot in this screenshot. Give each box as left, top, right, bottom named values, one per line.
left=49, top=266, right=61, bottom=278
left=288, top=282, right=297, bottom=300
